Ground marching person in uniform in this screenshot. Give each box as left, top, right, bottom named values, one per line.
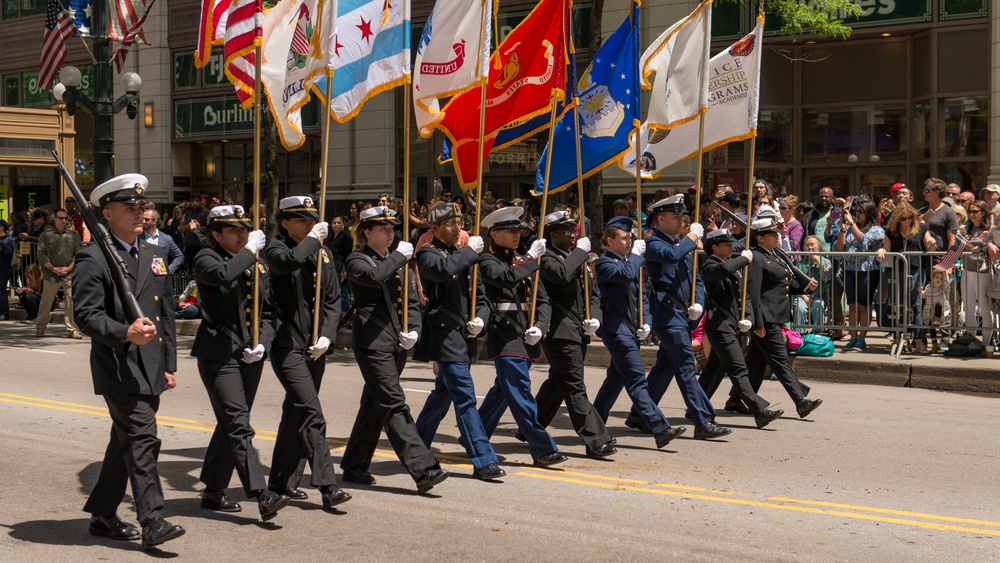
left=74, top=174, right=185, bottom=549
left=264, top=196, right=352, bottom=510
left=591, top=216, right=686, bottom=449
left=339, top=206, right=449, bottom=494
left=628, top=195, right=732, bottom=440
left=531, top=210, right=616, bottom=458
left=739, top=218, right=823, bottom=419
left=413, top=203, right=506, bottom=481
left=696, top=229, right=785, bottom=429
left=190, top=205, right=291, bottom=520
left=476, top=206, right=567, bottom=468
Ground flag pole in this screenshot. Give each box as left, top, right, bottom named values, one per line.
left=740, top=134, right=757, bottom=320
left=312, top=72, right=334, bottom=346
left=689, top=113, right=706, bottom=307
left=402, top=83, right=412, bottom=331
left=634, top=123, right=644, bottom=328
left=251, top=44, right=262, bottom=349
left=469, top=0, right=490, bottom=321
left=528, top=92, right=560, bottom=327
left=572, top=98, right=590, bottom=320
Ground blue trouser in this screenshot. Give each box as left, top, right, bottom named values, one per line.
left=632, top=326, right=716, bottom=426
left=0, top=268, right=9, bottom=316
left=592, top=333, right=670, bottom=435
left=415, top=361, right=498, bottom=470
left=478, top=356, right=558, bottom=459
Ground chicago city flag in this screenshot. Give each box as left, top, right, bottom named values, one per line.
left=412, top=0, right=493, bottom=138
left=621, top=17, right=763, bottom=179
left=437, top=0, right=566, bottom=189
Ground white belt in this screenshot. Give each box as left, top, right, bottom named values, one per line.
left=495, top=302, right=529, bottom=311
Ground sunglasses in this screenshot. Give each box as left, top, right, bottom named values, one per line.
left=779, top=206, right=791, bottom=211
left=900, top=215, right=914, bottom=220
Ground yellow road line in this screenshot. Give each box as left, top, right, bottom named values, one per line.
left=769, top=496, right=1000, bottom=528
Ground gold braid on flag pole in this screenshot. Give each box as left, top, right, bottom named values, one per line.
left=689, top=113, right=706, bottom=307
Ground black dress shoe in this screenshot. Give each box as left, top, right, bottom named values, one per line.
left=754, top=408, right=784, bottom=429
left=624, top=414, right=652, bottom=434
left=533, top=452, right=568, bottom=467
left=415, top=467, right=450, bottom=494
left=201, top=489, right=241, bottom=512
left=655, top=426, right=686, bottom=448
left=140, top=518, right=185, bottom=549
left=88, top=514, right=140, bottom=541
left=472, top=463, right=506, bottom=481
left=694, top=422, right=733, bottom=440
left=585, top=442, right=618, bottom=459
left=608, top=436, right=617, bottom=445
left=257, top=490, right=290, bottom=522
left=269, top=486, right=308, bottom=500
left=321, top=487, right=353, bottom=509
left=342, top=467, right=377, bottom=485
left=724, top=401, right=752, bottom=415
left=796, top=398, right=823, bottom=419
left=513, top=430, right=527, bottom=442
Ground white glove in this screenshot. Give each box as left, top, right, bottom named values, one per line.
left=307, top=336, right=331, bottom=361
left=467, top=236, right=485, bottom=254
left=395, top=241, right=414, bottom=260
left=241, top=344, right=265, bottom=363
left=465, top=317, right=485, bottom=337
left=582, top=318, right=600, bottom=336
left=575, top=237, right=592, bottom=253
left=244, top=230, right=266, bottom=254
left=631, top=239, right=646, bottom=256
left=524, top=326, right=543, bottom=346
left=687, top=303, right=703, bottom=321
left=307, top=222, right=329, bottom=242
left=740, top=249, right=754, bottom=263
left=738, top=319, right=752, bottom=333
left=636, top=324, right=651, bottom=340
left=689, top=223, right=704, bottom=239
left=527, top=239, right=547, bottom=259
left=398, top=330, right=418, bottom=350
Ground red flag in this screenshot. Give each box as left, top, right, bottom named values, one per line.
left=39, top=0, right=76, bottom=91
left=437, top=0, right=567, bottom=189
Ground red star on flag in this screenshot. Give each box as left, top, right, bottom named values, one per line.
left=334, top=34, right=344, bottom=57
left=357, top=16, right=374, bottom=44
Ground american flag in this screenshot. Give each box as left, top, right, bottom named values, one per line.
left=289, top=3, right=311, bottom=55
left=223, top=0, right=263, bottom=107
left=195, top=0, right=230, bottom=68
left=112, top=0, right=158, bottom=73
left=110, top=0, right=149, bottom=44
left=933, top=233, right=967, bottom=272
left=39, top=0, right=76, bottom=90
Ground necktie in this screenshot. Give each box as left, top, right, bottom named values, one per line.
left=130, top=247, right=138, bottom=261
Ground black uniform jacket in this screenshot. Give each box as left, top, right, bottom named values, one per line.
left=73, top=240, right=176, bottom=396
left=264, top=236, right=341, bottom=351
left=412, top=237, right=488, bottom=364
left=191, top=246, right=275, bottom=362
left=479, top=247, right=551, bottom=360
left=346, top=245, right=421, bottom=352
left=748, top=247, right=808, bottom=328
left=701, top=254, right=753, bottom=333
left=539, top=245, right=600, bottom=344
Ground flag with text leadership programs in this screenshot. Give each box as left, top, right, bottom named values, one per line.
left=437, top=0, right=566, bottom=189
left=412, top=0, right=493, bottom=138
left=532, top=1, right=639, bottom=196
left=621, top=17, right=762, bottom=179
left=311, top=0, right=409, bottom=123
left=641, top=0, right=711, bottom=131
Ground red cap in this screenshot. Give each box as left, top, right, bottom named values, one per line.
left=891, top=182, right=906, bottom=192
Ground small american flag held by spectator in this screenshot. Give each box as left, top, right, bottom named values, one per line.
left=933, top=233, right=967, bottom=272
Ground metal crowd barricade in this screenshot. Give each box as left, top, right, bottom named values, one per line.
left=11, top=240, right=39, bottom=287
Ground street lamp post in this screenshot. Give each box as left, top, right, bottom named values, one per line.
left=52, top=0, right=141, bottom=187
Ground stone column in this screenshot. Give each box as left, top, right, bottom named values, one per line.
left=989, top=4, right=1000, bottom=184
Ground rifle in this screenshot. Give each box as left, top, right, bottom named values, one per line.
left=711, top=200, right=813, bottom=289
left=52, top=151, right=145, bottom=321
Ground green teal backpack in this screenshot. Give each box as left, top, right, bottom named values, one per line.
left=796, top=333, right=834, bottom=357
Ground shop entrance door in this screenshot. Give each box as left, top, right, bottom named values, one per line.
left=805, top=167, right=906, bottom=201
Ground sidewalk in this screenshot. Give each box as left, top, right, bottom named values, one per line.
left=9, top=308, right=998, bottom=394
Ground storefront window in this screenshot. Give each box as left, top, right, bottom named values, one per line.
left=3, top=0, right=44, bottom=19
left=3, top=75, right=18, bottom=107
left=938, top=96, right=987, bottom=158
left=174, top=53, right=199, bottom=91
left=911, top=101, right=931, bottom=159
left=756, top=109, right=792, bottom=164
left=803, top=105, right=906, bottom=164
left=938, top=161, right=987, bottom=192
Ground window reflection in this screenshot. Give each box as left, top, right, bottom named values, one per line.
left=939, top=96, right=987, bottom=158
left=803, top=106, right=907, bottom=164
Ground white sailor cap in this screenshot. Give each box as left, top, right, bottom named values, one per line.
left=648, top=194, right=685, bottom=214
left=90, top=173, right=148, bottom=208
left=207, top=205, right=254, bottom=229
left=751, top=217, right=780, bottom=233
left=358, top=205, right=399, bottom=228
left=277, top=196, right=319, bottom=220
left=543, top=210, right=577, bottom=231
left=704, top=228, right=737, bottom=245
left=482, top=206, right=525, bottom=230
left=756, top=204, right=783, bottom=223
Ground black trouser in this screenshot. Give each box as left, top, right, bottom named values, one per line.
left=737, top=323, right=810, bottom=405
left=198, top=357, right=267, bottom=496
left=84, top=394, right=165, bottom=525
left=268, top=347, right=337, bottom=490
left=536, top=338, right=612, bottom=450
left=700, top=328, right=769, bottom=415
left=341, top=348, right=439, bottom=482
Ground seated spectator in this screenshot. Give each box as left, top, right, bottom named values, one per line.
left=15, top=264, right=54, bottom=321
left=175, top=279, right=201, bottom=319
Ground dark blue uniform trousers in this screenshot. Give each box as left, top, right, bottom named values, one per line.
left=592, top=333, right=670, bottom=435
left=629, top=326, right=716, bottom=426
left=478, top=356, right=558, bottom=459
left=415, top=361, right=499, bottom=470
